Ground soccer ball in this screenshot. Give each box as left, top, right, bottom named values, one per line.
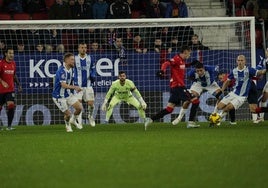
left=209, top=113, right=221, bottom=124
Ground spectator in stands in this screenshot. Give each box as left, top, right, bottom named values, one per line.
left=24, top=0, right=47, bottom=14
left=35, top=43, right=45, bottom=53
left=16, top=40, right=26, bottom=53
left=92, top=0, right=109, bottom=19
left=188, top=34, right=209, bottom=51
left=152, top=35, right=171, bottom=65
left=102, top=28, right=117, bottom=49
left=123, top=28, right=134, bottom=49
left=145, top=0, right=166, bottom=18
left=89, top=41, right=103, bottom=53
left=0, top=40, right=6, bottom=56
left=68, top=0, right=76, bottom=18
left=111, top=36, right=127, bottom=64
left=3, top=0, right=24, bottom=13
left=27, top=29, right=46, bottom=51
left=246, top=0, right=260, bottom=18
left=165, top=0, right=188, bottom=18
left=72, top=0, right=92, bottom=19
left=132, top=33, right=148, bottom=54
left=45, top=29, right=65, bottom=53
left=169, top=36, right=179, bottom=52
left=109, top=0, right=131, bottom=19
left=49, top=0, right=71, bottom=19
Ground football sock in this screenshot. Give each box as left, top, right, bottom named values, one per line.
left=189, top=103, right=199, bottom=121
left=7, top=108, right=15, bottom=127
left=152, top=107, right=173, bottom=121
left=229, top=109, right=235, bottom=122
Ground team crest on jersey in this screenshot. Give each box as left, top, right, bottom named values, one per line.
left=61, top=73, right=66, bottom=79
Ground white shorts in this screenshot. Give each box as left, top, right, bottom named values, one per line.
left=76, top=87, right=94, bottom=102
left=190, top=81, right=221, bottom=96
left=220, top=91, right=247, bottom=110
left=263, top=82, right=268, bottom=93
left=53, top=94, right=79, bottom=112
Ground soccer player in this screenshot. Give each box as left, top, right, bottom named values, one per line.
left=172, top=61, right=223, bottom=126
left=256, top=48, right=268, bottom=121
left=74, top=42, right=96, bottom=127
left=52, top=53, right=83, bottom=132
left=0, top=47, right=22, bottom=131
left=216, top=55, right=266, bottom=120
left=101, top=71, right=147, bottom=123
left=144, top=46, right=198, bottom=130
left=218, top=71, right=260, bottom=124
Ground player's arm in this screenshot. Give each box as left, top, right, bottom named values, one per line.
left=221, top=78, right=231, bottom=92
left=101, top=84, right=116, bottom=111
left=14, top=74, right=22, bottom=92
left=131, top=84, right=147, bottom=110
left=61, top=81, right=81, bottom=92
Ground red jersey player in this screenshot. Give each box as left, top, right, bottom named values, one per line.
left=0, top=47, right=22, bottom=130
left=144, top=46, right=198, bottom=130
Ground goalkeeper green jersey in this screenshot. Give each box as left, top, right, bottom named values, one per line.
left=105, top=79, right=142, bottom=100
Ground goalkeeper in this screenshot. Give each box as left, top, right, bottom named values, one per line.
left=101, top=71, right=147, bottom=123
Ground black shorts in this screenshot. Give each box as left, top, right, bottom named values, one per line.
left=247, top=81, right=258, bottom=104
left=168, top=86, right=192, bottom=105
left=0, top=92, right=15, bottom=106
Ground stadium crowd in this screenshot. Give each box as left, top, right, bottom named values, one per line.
left=0, top=0, right=267, bottom=54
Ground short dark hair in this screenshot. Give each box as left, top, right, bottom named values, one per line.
left=63, top=52, right=74, bottom=61
left=3, top=46, right=14, bottom=58
left=180, top=46, right=191, bottom=53
left=119, top=71, right=126, bottom=75
left=195, top=62, right=204, bottom=69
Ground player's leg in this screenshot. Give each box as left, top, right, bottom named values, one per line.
left=84, top=87, right=95, bottom=127
left=63, top=109, right=73, bottom=132
left=0, top=94, right=4, bottom=130
left=6, top=92, right=16, bottom=130
left=68, top=95, right=83, bottom=129
left=173, top=84, right=201, bottom=125
left=248, top=81, right=263, bottom=123
left=128, top=96, right=146, bottom=121
left=229, top=109, right=236, bottom=124
left=75, top=90, right=83, bottom=126
left=259, top=84, right=268, bottom=120
left=52, top=97, right=73, bottom=132
left=106, top=96, right=121, bottom=123
left=172, top=100, right=190, bottom=125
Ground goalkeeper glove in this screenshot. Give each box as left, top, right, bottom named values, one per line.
left=139, top=97, right=147, bottom=110
left=101, top=99, right=108, bottom=112
left=156, top=70, right=165, bottom=79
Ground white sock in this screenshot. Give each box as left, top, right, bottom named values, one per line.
left=213, top=105, right=218, bottom=113
left=259, top=102, right=266, bottom=119
left=252, top=113, right=257, bottom=121
left=177, top=108, right=187, bottom=120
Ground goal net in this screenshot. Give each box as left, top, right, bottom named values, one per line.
left=0, top=17, right=258, bottom=126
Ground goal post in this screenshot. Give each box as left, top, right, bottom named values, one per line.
left=0, top=17, right=259, bottom=126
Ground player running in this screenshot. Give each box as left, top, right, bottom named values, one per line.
left=101, top=71, right=147, bottom=124
left=172, top=61, right=223, bottom=127
left=144, top=46, right=198, bottom=130
left=74, top=42, right=96, bottom=127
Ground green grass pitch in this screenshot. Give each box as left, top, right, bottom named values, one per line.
left=1, top=121, right=268, bottom=188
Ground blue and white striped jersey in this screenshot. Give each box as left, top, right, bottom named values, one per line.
left=74, top=54, right=96, bottom=87
left=228, top=66, right=257, bottom=96
left=52, top=65, right=76, bottom=99
left=187, top=66, right=216, bottom=87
